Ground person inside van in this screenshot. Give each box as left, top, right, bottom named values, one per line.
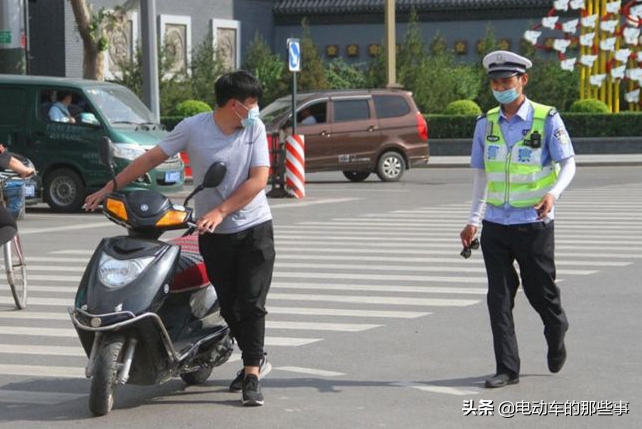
left=299, top=107, right=317, bottom=125
left=0, top=144, right=35, bottom=244
left=48, top=91, right=76, bottom=124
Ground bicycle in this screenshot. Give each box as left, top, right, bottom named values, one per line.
left=0, top=171, right=28, bottom=309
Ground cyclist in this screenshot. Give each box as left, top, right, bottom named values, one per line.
left=0, top=144, right=35, bottom=244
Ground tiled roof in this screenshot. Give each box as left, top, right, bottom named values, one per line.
left=274, top=0, right=553, bottom=15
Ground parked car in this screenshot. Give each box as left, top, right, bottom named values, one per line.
left=260, top=89, right=429, bottom=182
left=0, top=75, right=184, bottom=212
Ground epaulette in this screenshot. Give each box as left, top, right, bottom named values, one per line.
left=548, top=108, right=558, bottom=117
left=476, top=113, right=487, bottom=121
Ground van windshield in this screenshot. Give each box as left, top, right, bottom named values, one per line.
left=85, top=86, right=156, bottom=125
left=260, top=94, right=310, bottom=125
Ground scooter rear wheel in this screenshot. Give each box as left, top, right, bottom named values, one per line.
left=89, top=334, right=125, bottom=416
left=180, top=367, right=213, bottom=385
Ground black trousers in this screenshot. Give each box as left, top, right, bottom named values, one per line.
left=481, top=220, right=568, bottom=377
left=199, top=220, right=275, bottom=367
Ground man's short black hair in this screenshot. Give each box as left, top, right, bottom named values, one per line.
left=57, top=90, right=73, bottom=101
left=214, top=70, right=262, bottom=107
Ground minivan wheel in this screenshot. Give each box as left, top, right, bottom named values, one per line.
left=44, top=168, right=85, bottom=212
left=376, top=151, right=405, bottom=182
left=343, top=171, right=370, bottom=182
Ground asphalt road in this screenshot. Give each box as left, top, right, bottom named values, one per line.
left=0, top=165, right=641, bottom=428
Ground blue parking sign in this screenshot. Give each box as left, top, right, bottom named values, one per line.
left=287, top=38, right=301, bottom=72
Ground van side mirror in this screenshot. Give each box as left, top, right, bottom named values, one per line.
left=99, top=137, right=118, bottom=191
left=79, top=112, right=100, bottom=126
left=99, top=137, right=115, bottom=168
left=183, top=161, right=226, bottom=206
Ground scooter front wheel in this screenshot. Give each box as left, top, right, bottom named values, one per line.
left=89, top=333, right=125, bottom=416
left=180, top=367, right=213, bottom=385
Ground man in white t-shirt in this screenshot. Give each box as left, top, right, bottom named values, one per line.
left=84, top=70, right=274, bottom=407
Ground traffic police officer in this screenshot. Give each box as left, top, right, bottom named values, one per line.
left=459, top=50, right=577, bottom=388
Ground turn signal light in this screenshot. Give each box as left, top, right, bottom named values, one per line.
left=155, top=210, right=188, bottom=227
left=105, top=198, right=128, bottom=221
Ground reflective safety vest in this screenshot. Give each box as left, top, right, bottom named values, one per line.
left=483, top=101, right=559, bottom=208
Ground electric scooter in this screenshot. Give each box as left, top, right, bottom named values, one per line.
left=69, top=138, right=233, bottom=416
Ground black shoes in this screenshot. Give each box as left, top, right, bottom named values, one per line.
left=229, top=354, right=272, bottom=393
left=485, top=373, right=520, bottom=388
left=547, top=344, right=567, bottom=373
left=242, top=374, right=264, bottom=406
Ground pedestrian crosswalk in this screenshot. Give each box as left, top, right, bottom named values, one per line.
left=1, top=183, right=641, bottom=404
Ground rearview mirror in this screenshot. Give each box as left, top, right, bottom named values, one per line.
left=202, top=161, right=226, bottom=188
left=183, top=161, right=226, bottom=206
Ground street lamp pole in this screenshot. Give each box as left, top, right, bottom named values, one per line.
left=140, top=0, right=160, bottom=122
left=385, top=0, right=398, bottom=89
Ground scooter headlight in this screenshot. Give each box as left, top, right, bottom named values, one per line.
left=98, top=254, right=154, bottom=288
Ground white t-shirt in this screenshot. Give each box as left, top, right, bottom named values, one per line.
left=158, top=112, right=272, bottom=234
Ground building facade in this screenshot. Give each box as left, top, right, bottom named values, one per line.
left=24, top=0, right=556, bottom=78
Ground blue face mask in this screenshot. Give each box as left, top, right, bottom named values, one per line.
left=235, top=101, right=260, bottom=128
left=492, top=88, right=520, bottom=105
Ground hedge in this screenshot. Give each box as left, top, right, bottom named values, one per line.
left=425, top=112, right=642, bottom=139
left=161, top=112, right=642, bottom=138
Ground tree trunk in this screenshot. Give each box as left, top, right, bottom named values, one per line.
left=70, top=0, right=103, bottom=80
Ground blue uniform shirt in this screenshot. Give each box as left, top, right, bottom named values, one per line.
left=470, top=97, right=575, bottom=225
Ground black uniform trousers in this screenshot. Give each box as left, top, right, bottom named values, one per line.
left=480, top=219, right=568, bottom=377
left=199, top=220, right=275, bottom=367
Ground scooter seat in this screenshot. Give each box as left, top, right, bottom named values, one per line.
left=167, top=235, right=209, bottom=293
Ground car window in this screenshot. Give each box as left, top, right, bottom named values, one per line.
left=297, top=101, right=327, bottom=125
left=333, top=99, right=370, bottom=122
left=38, top=89, right=98, bottom=125
left=373, top=95, right=411, bottom=118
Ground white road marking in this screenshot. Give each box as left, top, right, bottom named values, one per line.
left=299, top=219, right=642, bottom=229
left=267, top=321, right=380, bottom=332
left=50, top=250, right=94, bottom=255
left=0, top=364, right=85, bottom=378
left=275, top=261, right=596, bottom=276
left=0, top=344, right=84, bottom=356
left=20, top=222, right=116, bottom=235
left=0, top=389, right=86, bottom=404
left=0, top=311, right=68, bottom=320
left=275, top=366, right=345, bottom=377
left=269, top=197, right=359, bottom=209
left=274, top=271, right=487, bottom=283
left=275, top=253, right=630, bottom=267
left=268, top=293, right=479, bottom=307
left=268, top=306, right=429, bottom=319
left=274, top=282, right=486, bottom=295
left=0, top=325, right=321, bottom=347
left=392, top=381, right=479, bottom=396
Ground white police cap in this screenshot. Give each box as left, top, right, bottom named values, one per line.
left=483, top=50, right=532, bottom=78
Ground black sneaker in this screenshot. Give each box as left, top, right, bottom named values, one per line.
left=229, top=354, right=272, bottom=392
left=242, top=374, right=264, bottom=406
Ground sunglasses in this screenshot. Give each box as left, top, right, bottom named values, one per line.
left=460, top=238, right=480, bottom=259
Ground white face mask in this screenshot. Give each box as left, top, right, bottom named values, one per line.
left=235, top=101, right=260, bottom=128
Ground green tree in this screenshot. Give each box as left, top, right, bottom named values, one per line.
left=474, top=25, right=500, bottom=111
left=242, top=31, right=287, bottom=106
left=190, top=30, right=226, bottom=108
left=325, top=58, right=368, bottom=89
left=293, top=19, right=327, bottom=91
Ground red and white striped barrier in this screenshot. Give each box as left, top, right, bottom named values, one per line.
left=285, top=134, right=305, bottom=198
